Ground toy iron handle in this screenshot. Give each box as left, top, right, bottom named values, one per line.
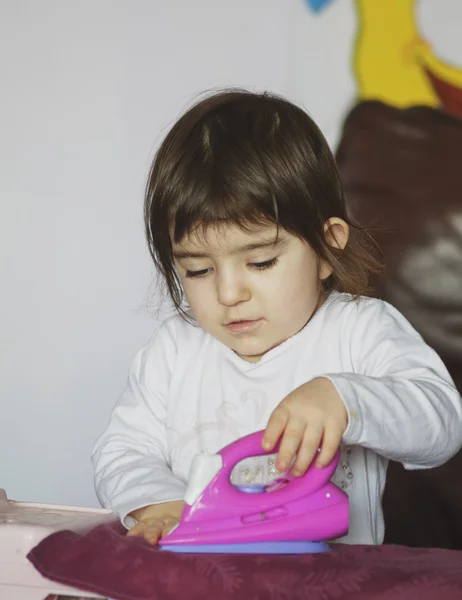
left=219, top=429, right=340, bottom=482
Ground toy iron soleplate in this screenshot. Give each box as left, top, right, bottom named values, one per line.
left=161, top=540, right=330, bottom=554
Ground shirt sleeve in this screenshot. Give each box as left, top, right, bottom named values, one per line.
left=92, top=320, right=186, bottom=527
left=324, top=299, right=462, bottom=469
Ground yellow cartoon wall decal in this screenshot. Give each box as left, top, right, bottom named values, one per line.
left=307, top=0, right=462, bottom=118
left=354, top=0, right=462, bottom=116
left=355, top=0, right=435, bottom=108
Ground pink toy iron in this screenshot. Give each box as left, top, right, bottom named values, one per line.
left=160, top=429, right=348, bottom=554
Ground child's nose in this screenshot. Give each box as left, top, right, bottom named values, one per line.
left=216, top=271, right=250, bottom=306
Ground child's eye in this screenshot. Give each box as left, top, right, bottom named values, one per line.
left=184, top=268, right=211, bottom=279
left=249, top=258, right=278, bottom=271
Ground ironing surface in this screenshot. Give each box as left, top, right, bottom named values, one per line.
left=159, top=429, right=348, bottom=554
left=28, top=524, right=462, bottom=600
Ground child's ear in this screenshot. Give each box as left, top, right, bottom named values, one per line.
left=319, top=218, right=350, bottom=280
left=324, top=217, right=350, bottom=250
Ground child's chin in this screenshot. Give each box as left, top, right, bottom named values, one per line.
left=231, top=341, right=276, bottom=362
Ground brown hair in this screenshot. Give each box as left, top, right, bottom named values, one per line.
left=144, top=89, right=381, bottom=317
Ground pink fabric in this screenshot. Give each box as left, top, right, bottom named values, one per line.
left=28, top=523, right=462, bottom=600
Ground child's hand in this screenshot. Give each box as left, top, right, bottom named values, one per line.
left=126, top=500, right=184, bottom=545
left=262, top=377, right=347, bottom=476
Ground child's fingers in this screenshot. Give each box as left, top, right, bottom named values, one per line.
left=144, top=523, right=165, bottom=545
left=275, top=420, right=306, bottom=471
left=126, top=519, right=165, bottom=545
left=143, top=517, right=180, bottom=545
left=291, top=423, right=324, bottom=475
left=316, top=425, right=343, bottom=468
left=262, top=406, right=289, bottom=451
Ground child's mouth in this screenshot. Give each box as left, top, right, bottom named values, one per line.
left=225, top=319, right=262, bottom=334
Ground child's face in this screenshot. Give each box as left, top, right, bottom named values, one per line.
left=172, top=223, right=332, bottom=362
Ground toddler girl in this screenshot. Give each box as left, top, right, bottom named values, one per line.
left=92, top=90, right=462, bottom=546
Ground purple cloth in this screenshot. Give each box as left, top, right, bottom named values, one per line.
left=28, top=523, right=462, bottom=599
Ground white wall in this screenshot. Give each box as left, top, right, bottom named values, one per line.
left=0, top=0, right=296, bottom=507
left=2, top=0, right=459, bottom=508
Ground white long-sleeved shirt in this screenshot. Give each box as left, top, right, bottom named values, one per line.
left=92, top=292, right=462, bottom=544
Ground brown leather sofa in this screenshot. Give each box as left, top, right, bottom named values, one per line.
left=336, top=100, right=462, bottom=549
